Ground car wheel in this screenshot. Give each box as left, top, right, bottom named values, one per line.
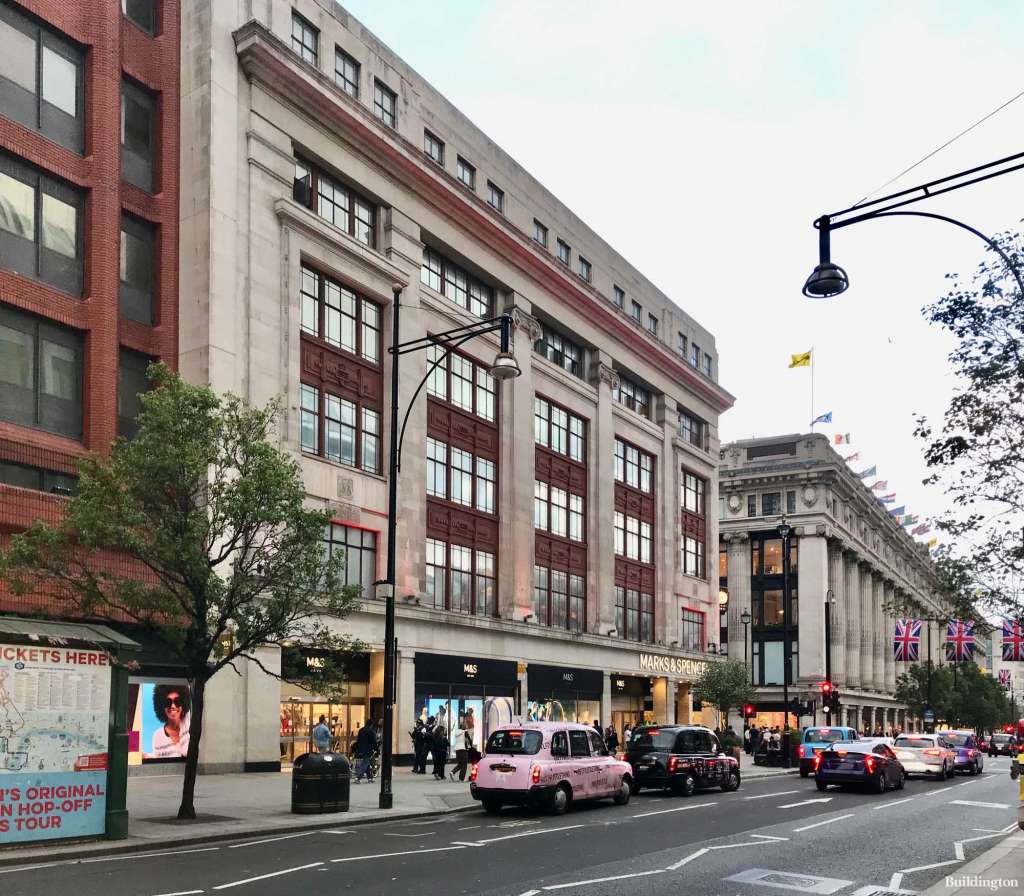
left=969, top=761, right=978, bottom=776
left=672, top=775, right=697, bottom=797
left=720, top=770, right=741, bottom=793
left=799, top=767, right=810, bottom=779
left=549, top=783, right=572, bottom=815
left=613, top=777, right=632, bottom=805
left=481, top=798, right=503, bottom=814
left=946, top=762, right=955, bottom=780
left=875, top=772, right=887, bottom=794
left=896, top=770, right=906, bottom=790
left=815, top=779, right=829, bottom=792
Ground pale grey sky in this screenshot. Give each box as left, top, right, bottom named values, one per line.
left=342, top=0, right=1023, bottom=549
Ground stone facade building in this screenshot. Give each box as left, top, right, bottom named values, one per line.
left=178, top=0, right=733, bottom=770
left=719, top=434, right=944, bottom=734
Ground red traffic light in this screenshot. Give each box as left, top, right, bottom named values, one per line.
left=743, top=704, right=755, bottom=717
left=819, top=680, right=833, bottom=695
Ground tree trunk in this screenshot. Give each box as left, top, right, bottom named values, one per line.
left=177, top=676, right=207, bottom=820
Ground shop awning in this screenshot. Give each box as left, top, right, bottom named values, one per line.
left=0, top=616, right=140, bottom=650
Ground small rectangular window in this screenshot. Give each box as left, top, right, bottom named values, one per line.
left=334, top=47, right=359, bottom=97
left=702, top=353, right=713, bottom=377
left=533, top=220, right=548, bottom=247
left=121, top=79, right=156, bottom=193
left=690, top=342, right=701, bottom=368
left=117, top=349, right=151, bottom=439
left=487, top=181, right=504, bottom=213
left=677, top=332, right=687, bottom=356
left=786, top=490, right=797, bottom=513
left=613, top=285, right=625, bottom=309
left=295, top=158, right=376, bottom=248
left=747, top=494, right=757, bottom=517
left=534, top=324, right=583, bottom=378
left=647, top=313, right=658, bottom=335
left=122, top=0, right=156, bottom=35
left=556, top=239, right=570, bottom=265
left=457, top=156, right=476, bottom=189
left=120, top=214, right=156, bottom=325
left=424, top=130, right=444, bottom=166
left=578, top=256, right=591, bottom=282
left=374, top=79, right=396, bottom=127
left=631, top=300, right=641, bottom=323
left=291, top=12, right=318, bottom=66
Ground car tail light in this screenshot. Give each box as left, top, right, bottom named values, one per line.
left=530, top=764, right=541, bottom=785
left=469, top=763, right=478, bottom=782
left=798, top=745, right=805, bottom=758
left=668, top=756, right=680, bottom=774
left=924, top=748, right=942, bottom=756
left=812, top=755, right=821, bottom=770
left=616, top=751, right=626, bottom=762
left=967, top=749, right=976, bottom=757
left=864, top=756, right=875, bottom=774
left=813, top=748, right=823, bottom=757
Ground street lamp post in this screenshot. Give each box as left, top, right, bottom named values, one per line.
left=741, top=608, right=752, bottom=682
left=778, top=517, right=793, bottom=767
left=825, top=588, right=835, bottom=685
left=378, top=288, right=520, bottom=810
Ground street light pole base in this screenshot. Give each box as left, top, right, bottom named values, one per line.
left=378, top=792, right=393, bottom=810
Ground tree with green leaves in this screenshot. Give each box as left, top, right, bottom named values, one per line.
left=693, top=659, right=757, bottom=730
left=0, top=365, right=362, bottom=819
left=915, top=230, right=1024, bottom=621
left=895, top=662, right=953, bottom=720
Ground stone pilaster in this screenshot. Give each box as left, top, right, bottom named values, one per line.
left=883, top=581, right=896, bottom=694
left=828, top=541, right=846, bottom=686
left=591, top=353, right=619, bottom=635
left=725, top=533, right=752, bottom=674
left=656, top=394, right=679, bottom=647
left=873, top=574, right=886, bottom=693
left=844, top=552, right=861, bottom=688
left=859, top=562, right=875, bottom=691
left=797, top=530, right=828, bottom=682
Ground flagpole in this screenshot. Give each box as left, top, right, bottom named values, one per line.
left=810, top=346, right=815, bottom=430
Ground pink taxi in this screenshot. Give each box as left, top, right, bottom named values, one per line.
left=469, top=722, right=633, bottom=814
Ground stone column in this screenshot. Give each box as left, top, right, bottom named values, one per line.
left=652, top=677, right=675, bottom=725
left=398, top=652, right=416, bottom=759
left=797, top=530, right=828, bottom=684
left=873, top=574, right=885, bottom=694
left=827, top=541, right=846, bottom=686
left=502, top=304, right=542, bottom=623
left=592, top=356, right=619, bottom=635
left=601, top=674, right=612, bottom=734
left=726, top=534, right=752, bottom=676
left=844, top=553, right=861, bottom=688
left=883, top=581, right=896, bottom=695
left=859, top=562, right=874, bottom=691
left=655, top=395, right=679, bottom=647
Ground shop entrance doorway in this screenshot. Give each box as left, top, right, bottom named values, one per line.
left=279, top=699, right=367, bottom=764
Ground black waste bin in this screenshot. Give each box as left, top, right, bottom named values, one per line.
left=292, top=751, right=350, bottom=814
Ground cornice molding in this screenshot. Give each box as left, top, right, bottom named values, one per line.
left=596, top=361, right=620, bottom=391
left=510, top=305, right=544, bottom=343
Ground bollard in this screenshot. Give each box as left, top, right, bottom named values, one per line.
left=1012, top=748, right=1024, bottom=831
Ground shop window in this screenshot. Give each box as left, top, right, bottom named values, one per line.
left=120, top=214, right=156, bottom=324
left=0, top=151, right=84, bottom=295
left=0, top=4, right=84, bottom=152
left=117, top=348, right=152, bottom=439
left=122, top=78, right=156, bottom=193
left=0, top=303, right=82, bottom=439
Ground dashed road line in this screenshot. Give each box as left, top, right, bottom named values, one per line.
left=543, top=869, right=666, bottom=890
left=453, top=824, right=584, bottom=846
left=152, top=891, right=205, bottom=896
left=873, top=797, right=915, bottom=810
left=631, top=801, right=718, bottom=819
left=897, top=858, right=961, bottom=874
left=82, top=847, right=221, bottom=863
left=793, top=813, right=856, bottom=832
left=744, top=789, right=799, bottom=800
left=331, top=846, right=465, bottom=863
left=212, top=862, right=323, bottom=890
left=227, top=832, right=316, bottom=848
left=949, top=800, right=1010, bottom=809
left=383, top=832, right=437, bottom=838
left=666, top=847, right=709, bottom=871
left=922, top=786, right=955, bottom=796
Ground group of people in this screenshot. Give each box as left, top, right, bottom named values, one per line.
left=410, top=713, right=483, bottom=781
left=311, top=715, right=383, bottom=783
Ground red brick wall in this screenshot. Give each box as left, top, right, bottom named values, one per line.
left=0, top=0, right=180, bottom=617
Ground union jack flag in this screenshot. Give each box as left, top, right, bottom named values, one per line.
left=1003, top=618, right=1024, bottom=662
left=893, top=619, right=922, bottom=661
left=998, top=669, right=1012, bottom=689
left=946, top=620, right=975, bottom=662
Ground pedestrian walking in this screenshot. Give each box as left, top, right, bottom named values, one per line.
left=593, top=719, right=602, bottom=735
left=431, top=717, right=449, bottom=779
left=410, top=719, right=427, bottom=773
left=352, top=719, right=377, bottom=782
left=623, top=724, right=633, bottom=745
left=449, top=715, right=469, bottom=781
left=312, top=714, right=332, bottom=753
left=604, top=725, right=619, bottom=753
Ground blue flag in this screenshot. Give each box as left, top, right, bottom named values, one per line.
left=888, top=505, right=906, bottom=516
left=811, top=411, right=832, bottom=425
left=857, top=466, right=877, bottom=479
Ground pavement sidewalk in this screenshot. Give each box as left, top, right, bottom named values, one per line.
left=922, top=829, right=1024, bottom=896
left=0, top=754, right=794, bottom=867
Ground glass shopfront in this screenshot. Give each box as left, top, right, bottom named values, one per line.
left=527, top=664, right=603, bottom=726
left=279, top=649, right=370, bottom=764
left=414, top=653, right=518, bottom=752
left=610, top=674, right=653, bottom=741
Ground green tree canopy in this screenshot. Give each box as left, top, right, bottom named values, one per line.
left=1, top=365, right=362, bottom=818
left=693, top=659, right=757, bottom=729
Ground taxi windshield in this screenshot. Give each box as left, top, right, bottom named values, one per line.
left=630, top=728, right=678, bottom=750
left=940, top=733, right=971, bottom=747
left=486, top=729, right=543, bottom=755
left=804, top=729, right=846, bottom=743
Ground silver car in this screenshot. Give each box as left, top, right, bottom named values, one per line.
left=893, top=733, right=955, bottom=778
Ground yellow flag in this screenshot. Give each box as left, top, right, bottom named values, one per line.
left=927, top=537, right=938, bottom=549
left=789, top=350, right=811, bottom=368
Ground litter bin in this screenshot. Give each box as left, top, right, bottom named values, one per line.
left=291, top=751, right=350, bottom=814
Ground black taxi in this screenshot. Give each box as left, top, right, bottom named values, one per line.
left=622, top=724, right=740, bottom=796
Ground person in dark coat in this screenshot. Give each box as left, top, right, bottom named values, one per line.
left=410, top=719, right=427, bottom=773
left=431, top=718, right=449, bottom=780
left=353, top=719, right=378, bottom=782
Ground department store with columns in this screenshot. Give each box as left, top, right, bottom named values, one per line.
left=719, top=434, right=945, bottom=734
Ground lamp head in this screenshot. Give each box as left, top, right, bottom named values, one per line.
left=802, top=262, right=849, bottom=298
left=740, top=608, right=752, bottom=625
left=489, top=351, right=521, bottom=381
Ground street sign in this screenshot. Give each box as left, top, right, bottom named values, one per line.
left=924, top=709, right=935, bottom=722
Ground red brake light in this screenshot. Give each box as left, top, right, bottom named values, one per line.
left=812, top=755, right=821, bottom=770
left=967, top=749, right=976, bottom=757
left=798, top=745, right=805, bottom=758
left=505, top=730, right=524, bottom=736
left=469, top=762, right=479, bottom=782
left=530, top=764, right=541, bottom=785
left=615, top=751, right=626, bottom=762
left=647, top=729, right=660, bottom=736
left=864, top=756, right=875, bottom=774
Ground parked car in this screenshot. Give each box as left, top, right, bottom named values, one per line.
left=469, top=722, right=632, bottom=815
left=987, top=734, right=1017, bottom=757
left=892, top=733, right=955, bottom=778
left=623, top=724, right=741, bottom=796
left=797, top=727, right=859, bottom=778
left=815, top=739, right=906, bottom=793
left=937, top=731, right=985, bottom=775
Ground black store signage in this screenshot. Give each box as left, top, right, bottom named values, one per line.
left=528, top=663, right=603, bottom=698
left=414, top=652, right=517, bottom=687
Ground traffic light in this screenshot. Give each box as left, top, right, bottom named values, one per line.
left=743, top=704, right=756, bottom=718
left=830, top=687, right=842, bottom=716
left=819, top=680, right=833, bottom=698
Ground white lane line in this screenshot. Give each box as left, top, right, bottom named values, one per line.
left=744, top=789, right=800, bottom=800
left=543, top=869, right=665, bottom=890
left=82, top=847, right=221, bottom=864
left=518, top=891, right=541, bottom=896
left=457, top=825, right=481, bottom=830
left=922, top=786, right=954, bottom=796
left=631, top=801, right=718, bottom=819
left=898, top=858, right=961, bottom=874
left=457, top=824, right=585, bottom=845
left=708, top=841, right=774, bottom=850
left=873, top=797, right=915, bottom=810
left=793, top=813, right=856, bottom=832
left=383, top=832, right=437, bottom=838
left=889, top=872, right=904, bottom=890
left=153, top=891, right=205, bottom=896
left=227, top=832, right=315, bottom=849
left=0, top=863, right=61, bottom=876
left=322, top=830, right=355, bottom=835
left=666, top=847, right=709, bottom=871
left=331, top=846, right=465, bottom=863
left=750, top=834, right=790, bottom=841
left=778, top=798, right=832, bottom=809
left=949, top=799, right=1011, bottom=809
left=212, top=862, right=323, bottom=890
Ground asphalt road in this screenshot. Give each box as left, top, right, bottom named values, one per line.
left=2, top=757, right=1020, bottom=896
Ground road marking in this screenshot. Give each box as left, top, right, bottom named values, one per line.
left=897, top=858, right=961, bottom=874
left=82, top=847, right=221, bottom=863
left=457, top=825, right=481, bottom=830
left=750, top=834, right=790, bottom=841
left=778, top=797, right=832, bottom=809
left=153, top=891, right=204, bottom=896
left=793, top=813, right=855, bottom=832
left=888, top=872, right=903, bottom=890
left=518, top=891, right=541, bottom=896
left=322, top=830, right=355, bottom=835
left=331, top=846, right=465, bottom=863
left=666, top=847, right=709, bottom=870
left=227, top=832, right=316, bottom=848
left=708, top=840, right=776, bottom=850
left=745, top=789, right=800, bottom=800
left=873, top=797, right=914, bottom=810
left=543, top=869, right=665, bottom=890
left=726, top=868, right=853, bottom=893
left=949, top=799, right=1011, bottom=809
left=383, top=832, right=437, bottom=838
left=631, top=801, right=718, bottom=818
left=922, top=786, right=954, bottom=796
left=0, top=863, right=61, bottom=876
left=455, top=824, right=584, bottom=845
left=954, top=842, right=966, bottom=860
left=212, top=862, right=323, bottom=890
